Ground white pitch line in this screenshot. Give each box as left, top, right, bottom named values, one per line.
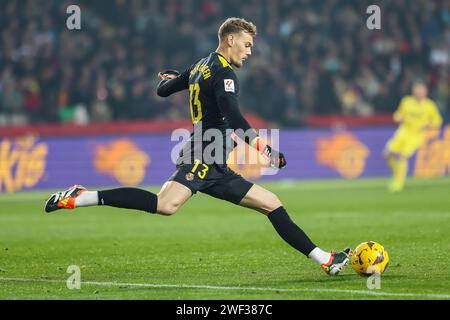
left=272, top=178, right=450, bottom=191
left=1, top=277, right=449, bottom=299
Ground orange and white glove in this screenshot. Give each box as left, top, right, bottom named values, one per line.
left=251, top=137, right=287, bottom=169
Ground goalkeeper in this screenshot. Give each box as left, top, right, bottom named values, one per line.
left=45, top=18, right=351, bottom=276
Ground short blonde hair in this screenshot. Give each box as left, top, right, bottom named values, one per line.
left=218, top=17, right=257, bottom=41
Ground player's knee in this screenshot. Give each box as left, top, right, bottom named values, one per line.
left=262, top=192, right=283, bottom=215
left=156, top=200, right=180, bottom=216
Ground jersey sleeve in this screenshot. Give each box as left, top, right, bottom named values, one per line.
left=212, top=67, right=258, bottom=144
left=428, top=101, right=443, bottom=129
left=156, top=66, right=191, bottom=97
left=393, top=96, right=409, bottom=121
left=213, top=66, right=240, bottom=98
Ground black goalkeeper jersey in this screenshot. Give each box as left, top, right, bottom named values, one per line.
left=157, top=52, right=257, bottom=168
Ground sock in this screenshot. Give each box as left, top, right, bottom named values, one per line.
left=74, top=191, right=99, bottom=207
left=393, top=158, right=408, bottom=188
left=308, top=247, right=332, bottom=265
left=387, top=155, right=395, bottom=170
left=97, top=188, right=158, bottom=213
left=268, top=206, right=317, bottom=257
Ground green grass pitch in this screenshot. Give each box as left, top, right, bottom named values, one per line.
left=1, top=178, right=450, bottom=300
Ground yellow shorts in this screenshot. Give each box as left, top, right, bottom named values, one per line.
left=385, top=129, right=424, bottom=158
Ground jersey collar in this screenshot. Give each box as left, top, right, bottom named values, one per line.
left=214, top=52, right=233, bottom=69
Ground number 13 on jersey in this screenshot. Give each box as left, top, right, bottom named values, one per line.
left=189, top=83, right=203, bottom=124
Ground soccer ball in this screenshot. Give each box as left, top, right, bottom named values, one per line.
left=352, top=241, right=389, bottom=276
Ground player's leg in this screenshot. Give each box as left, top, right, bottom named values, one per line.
left=384, top=134, right=419, bottom=192
left=239, top=184, right=350, bottom=275
left=385, top=134, right=405, bottom=191
left=44, top=181, right=192, bottom=216
left=94, top=181, right=193, bottom=216
left=202, top=171, right=350, bottom=275
left=155, top=181, right=193, bottom=215
left=386, top=152, right=409, bottom=192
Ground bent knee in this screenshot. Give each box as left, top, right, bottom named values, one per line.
left=156, top=200, right=180, bottom=216
left=261, top=193, right=283, bottom=215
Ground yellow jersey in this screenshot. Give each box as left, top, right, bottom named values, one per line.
left=393, top=96, right=443, bottom=133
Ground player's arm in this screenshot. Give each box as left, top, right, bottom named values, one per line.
left=428, top=101, right=443, bottom=129
left=156, top=68, right=190, bottom=97
left=422, top=102, right=443, bottom=132
left=393, top=97, right=408, bottom=123
left=213, top=69, right=286, bottom=168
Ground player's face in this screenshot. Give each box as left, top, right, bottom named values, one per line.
left=229, top=31, right=253, bottom=68
left=413, top=84, right=427, bottom=101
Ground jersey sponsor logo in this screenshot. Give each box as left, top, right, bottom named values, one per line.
left=224, top=79, right=235, bottom=93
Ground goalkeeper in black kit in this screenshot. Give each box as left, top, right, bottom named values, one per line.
left=45, top=17, right=351, bottom=276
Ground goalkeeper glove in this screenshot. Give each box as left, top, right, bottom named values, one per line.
left=158, top=69, right=180, bottom=80
left=263, top=145, right=287, bottom=169
left=252, top=137, right=287, bottom=169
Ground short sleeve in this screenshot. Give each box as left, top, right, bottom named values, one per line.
left=393, top=96, right=408, bottom=120
left=428, top=101, right=443, bottom=128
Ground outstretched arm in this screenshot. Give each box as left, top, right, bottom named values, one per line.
left=156, top=69, right=190, bottom=97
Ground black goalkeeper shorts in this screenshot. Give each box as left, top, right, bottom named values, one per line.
left=168, top=162, right=254, bottom=204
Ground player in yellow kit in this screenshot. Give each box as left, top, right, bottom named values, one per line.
left=385, top=82, right=443, bottom=192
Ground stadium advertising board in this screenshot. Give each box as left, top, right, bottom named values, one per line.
left=0, top=126, right=448, bottom=192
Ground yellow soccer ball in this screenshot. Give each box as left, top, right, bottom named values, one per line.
left=352, top=241, right=389, bottom=276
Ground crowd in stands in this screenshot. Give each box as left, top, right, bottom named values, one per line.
left=0, top=0, right=449, bottom=127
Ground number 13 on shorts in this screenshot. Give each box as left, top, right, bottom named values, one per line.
left=191, top=159, right=209, bottom=179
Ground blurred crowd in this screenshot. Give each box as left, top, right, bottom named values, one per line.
left=0, top=0, right=449, bottom=127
